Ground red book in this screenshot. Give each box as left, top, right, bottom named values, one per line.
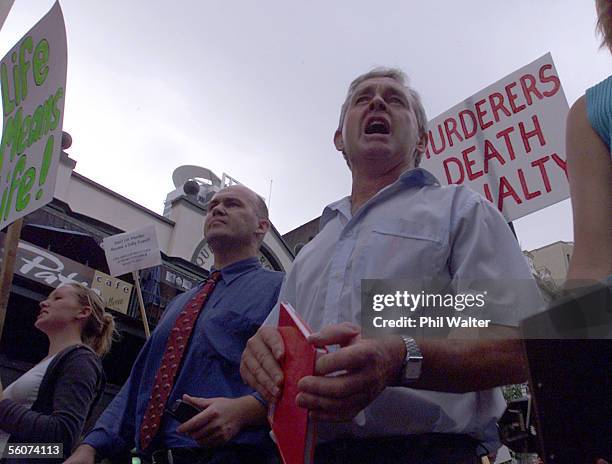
left=269, top=303, right=325, bottom=464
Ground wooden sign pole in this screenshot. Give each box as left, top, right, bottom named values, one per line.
left=0, top=218, right=24, bottom=342
left=132, top=270, right=151, bottom=339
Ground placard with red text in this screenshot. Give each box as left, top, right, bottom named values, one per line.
left=421, top=53, right=569, bottom=222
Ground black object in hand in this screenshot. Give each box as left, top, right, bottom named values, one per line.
left=166, top=399, right=202, bottom=423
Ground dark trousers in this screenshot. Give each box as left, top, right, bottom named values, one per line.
left=314, top=434, right=482, bottom=464
left=141, top=444, right=280, bottom=464
left=139, top=435, right=480, bottom=464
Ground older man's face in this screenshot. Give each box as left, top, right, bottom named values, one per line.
left=335, top=77, right=423, bottom=173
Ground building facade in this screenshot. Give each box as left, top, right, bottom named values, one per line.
left=524, top=241, right=574, bottom=283
left=1, top=147, right=294, bottom=423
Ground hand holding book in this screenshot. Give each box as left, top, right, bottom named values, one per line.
left=269, top=303, right=326, bottom=464
left=296, top=322, right=406, bottom=423
left=240, top=326, right=285, bottom=402
left=241, top=304, right=406, bottom=464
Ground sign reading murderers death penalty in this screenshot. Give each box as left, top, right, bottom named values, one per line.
left=421, top=53, right=569, bottom=222
left=0, top=2, right=67, bottom=230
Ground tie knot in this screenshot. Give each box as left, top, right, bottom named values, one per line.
left=208, top=271, right=222, bottom=283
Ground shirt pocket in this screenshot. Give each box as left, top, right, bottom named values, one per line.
left=355, top=218, right=446, bottom=280
left=204, top=309, right=259, bottom=364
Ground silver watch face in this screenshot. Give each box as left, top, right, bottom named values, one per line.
left=403, top=358, right=422, bottom=381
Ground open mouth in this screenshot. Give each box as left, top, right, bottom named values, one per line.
left=364, top=117, right=390, bottom=135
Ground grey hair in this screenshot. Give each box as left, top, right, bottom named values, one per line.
left=337, top=67, right=428, bottom=166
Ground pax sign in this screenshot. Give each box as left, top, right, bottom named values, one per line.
left=421, top=53, right=569, bottom=222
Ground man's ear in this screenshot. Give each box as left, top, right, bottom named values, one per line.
left=416, top=133, right=427, bottom=155
left=256, top=218, right=271, bottom=238
left=333, top=130, right=344, bottom=152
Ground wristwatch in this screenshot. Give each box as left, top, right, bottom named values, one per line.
left=399, top=336, right=423, bottom=384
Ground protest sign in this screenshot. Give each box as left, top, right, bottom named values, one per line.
left=102, top=224, right=162, bottom=277
left=421, top=53, right=569, bottom=222
left=102, top=225, right=162, bottom=338
left=0, top=2, right=67, bottom=230
left=0, top=1, right=15, bottom=32
left=0, top=2, right=66, bottom=341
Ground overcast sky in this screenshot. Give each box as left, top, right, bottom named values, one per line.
left=1, top=1, right=610, bottom=251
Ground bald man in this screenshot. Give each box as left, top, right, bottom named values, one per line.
left=67, top=186, right=283, bottom=464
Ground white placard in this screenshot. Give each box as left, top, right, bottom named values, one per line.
left=0, top=2, right=67, bottom=229
left=102, top=224, right=162, bottom=277
left=421, top=53, right=570, bottom=222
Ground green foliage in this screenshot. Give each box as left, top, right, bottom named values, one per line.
left=503, top=383, right=527, bottom=401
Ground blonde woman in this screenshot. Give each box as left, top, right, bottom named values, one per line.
left=0, top=283, right=115, bottom=460
left=565, top=0, right=612, bottom=285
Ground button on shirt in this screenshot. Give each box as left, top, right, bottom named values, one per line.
left=84, top=258, right=284, bottom=457
left=267, top=168, right=543, bottom=450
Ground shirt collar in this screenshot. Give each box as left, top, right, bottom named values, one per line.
left=398, top=167, right=439, bottom=187
left=210, top=256, right=261, bottom=285
left=320, top=168, right=439, bottom=228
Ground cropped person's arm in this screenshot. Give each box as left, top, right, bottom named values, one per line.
left=565, top=95, right=612, bottom=285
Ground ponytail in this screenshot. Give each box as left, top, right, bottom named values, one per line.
left=67, top=283, right=118, bottom=357
left=85, top=311, right=117, bottom=357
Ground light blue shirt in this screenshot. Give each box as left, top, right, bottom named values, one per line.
left=268, top=168, right=544, bottom=451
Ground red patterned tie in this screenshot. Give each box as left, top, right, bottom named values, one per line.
left=139, top=271, right=222, bottom=450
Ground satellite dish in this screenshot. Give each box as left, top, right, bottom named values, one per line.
left=172, top=165, right=222, bottom=189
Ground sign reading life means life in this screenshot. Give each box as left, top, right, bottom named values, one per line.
left=0, top=2, right=67, bottom=230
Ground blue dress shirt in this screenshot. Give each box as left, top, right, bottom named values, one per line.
left=84, top=257, right=284, bottom=457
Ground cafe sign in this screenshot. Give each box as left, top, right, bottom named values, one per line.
left=91, top=270, right=133, bottom=314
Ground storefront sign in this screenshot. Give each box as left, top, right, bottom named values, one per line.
left=1, top=234, right=132, bottom=314
left=92, top=270, right=132, bottom=314
left=0, top=232, right=92, bottom=287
